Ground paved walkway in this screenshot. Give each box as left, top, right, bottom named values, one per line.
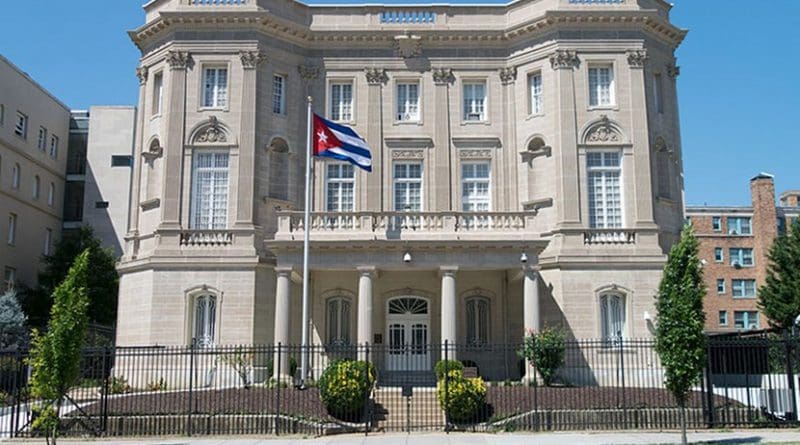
left=8, top=431, right=800, bottom=445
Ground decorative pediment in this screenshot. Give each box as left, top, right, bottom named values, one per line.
left=581, top=115, right=626, bottom=145
left=190, top=116, right=231, bottom=145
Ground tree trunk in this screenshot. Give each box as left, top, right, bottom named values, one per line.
left=680, top=403, right=687, bottom=445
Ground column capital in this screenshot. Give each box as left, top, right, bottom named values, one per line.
left=357, top=266, right=377, bottom=277
left=297, top=64, right=319, bottom=82
left=364, top=67, right=388, bottom=85
left=275, top=266, right=293, bottom=277
left=166, top=51, right=191, bottom=70
left=439, top=266, right=459, bottom=277
left=549, top=50, right=579, bottom=70
left=135, top=66, right=149, bottom=85
left=432, top=67, right=454, bottom=85
left=240, top=50, right=267, bottom=69
left=626, top=49, right=649, bottom=69
left=498, top=67, right=517, bottom=85
left=666, top=62, right=681, bottom=78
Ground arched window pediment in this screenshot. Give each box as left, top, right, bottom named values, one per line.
left=581, top=115, right=627, bottom=145
left=189, top=116, right=233, bottom=146
left=388, top=297, right=429, bottom=315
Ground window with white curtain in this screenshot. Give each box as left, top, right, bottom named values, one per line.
left=32, top=175, right=40, bottom=199
left=326, top=163, right=354, bottom=212
left=202, top=67, right=228, bottom=108
left=49, top=135, right=59, bottom=159
left=587, top=151, right=622, bottom=228
left=330, top=82, right=353, bottom=122
left=190, top=152, right=229, bottom=230
left=465, top=297, right=490, bottom=346
left=48, top=182, right=55, bottom=207
left=152, top=72, right=164, bottom=115
left=393, top=162, right=423, bottom=228
left=528, top=72, right=543, bottom=115
left=272, top=74, right=286, bottom=114
left=461, top=162, right=491, bottom=212
left=43, top=228, right=52, bottom=255
left=327, top=297, right=351, bottom=346
left=463, top=81, right=486, bottom=121
left=396, top=82, right=420, bottom=121
left=589, top=66, right=614, bottom=107
left=193, top=294, right=216, bottom=347
left=600, top=293, right=625, bottom=345
left=11, top=164, right=20, bottom=189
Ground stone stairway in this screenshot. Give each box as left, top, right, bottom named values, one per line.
left=372, top=386, right=445, bottom=432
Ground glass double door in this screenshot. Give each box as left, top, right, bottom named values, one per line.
left=386, top=317, right=430, bottom=372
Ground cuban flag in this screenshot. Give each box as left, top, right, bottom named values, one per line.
left=313, top=114, right=373, bottom=172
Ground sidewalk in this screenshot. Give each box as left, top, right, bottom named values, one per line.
left=7, top=431, right=800, bottom=445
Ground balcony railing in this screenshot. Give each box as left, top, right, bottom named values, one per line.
left=180, top=230, right=234, bottom=247
left=276, top=211, right=536, bottom=241
left=379, top=11, right=437, bottom=24
left=187, top=0, right=247, bottom=5
left=583, top=229, right=637, bottom=245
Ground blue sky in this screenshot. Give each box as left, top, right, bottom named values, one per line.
left=0, top=0, right=797, bottom=206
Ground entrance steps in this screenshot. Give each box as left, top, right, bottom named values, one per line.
left=372, top=374, right=444, bottom=431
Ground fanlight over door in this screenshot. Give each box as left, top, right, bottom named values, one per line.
left=386, top=297, right=430, bottom=372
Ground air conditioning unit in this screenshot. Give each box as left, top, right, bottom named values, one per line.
left=732, top=261, right=742, bottom=269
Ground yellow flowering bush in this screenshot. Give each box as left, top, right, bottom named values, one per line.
left=318, top=359, right=375, bottom=420
left=436, top=369, right=487, bottom=423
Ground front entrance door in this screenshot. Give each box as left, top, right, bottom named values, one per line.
left=386, top=297, right=430, bottom=371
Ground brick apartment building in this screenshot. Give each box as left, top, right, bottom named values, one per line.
left=686, top=174, right=800, bottom=333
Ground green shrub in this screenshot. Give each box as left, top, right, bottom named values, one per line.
left=436, top=369, right=487, bottom=423
left=517, top=327, right=566, bottom=386
left=317, top=359, right=375, bottom=420
left=109, top=375, right=131, bottom=394
left=434, top=360, right=463, bottom=380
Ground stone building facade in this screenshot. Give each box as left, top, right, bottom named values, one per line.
left=687, top=175, right=800, bottom=333
left=118, top=0, right=687, bottom=379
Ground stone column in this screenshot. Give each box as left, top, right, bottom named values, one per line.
left=626, top=49, right=657, bottom=228
left=128, top=67, right=148, bottom=236
left=364, top=69, right=385, bottom=211
left=499, top=67, right=518, bottom=210
left=440, top=266, right=458, bottom=359
left=235, top=50, right=266, bottom=228
left=357, top=266, right=375, bottom=359
left=432, top=68, right=454, bottom=211
left=159, top=51, right=191, bottom=229
left=523, top=267, right=541, bottom=334
left=273, top=267, right=292, bottom=381
left=549, top=50, right=581, bottom=228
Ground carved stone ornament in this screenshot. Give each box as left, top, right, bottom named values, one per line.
left=549, top=50, right=579, bottom=70
left=364, top=68, right=388, bottom=85
left=393, top=34, right=422, bottom=59
left=585, top=115, right=621, bottom=144
left=136, top=66, right=149, bottom=85
left=666, top=62, right=681, bottom=78
left=391, top=149, right=424, bottom=159
left=195, top=116, right=227, bottom=144
left=432, top=67, right=454, bottom=85
left=297, top=64, right=319, bottom=81
left=626, top=49, right=649, bottom=68
left=166, top=51, right=191, bottom=70
left=240, top=50, right=266, bottom=69
left=459, top=149, right=492, bottom=159
left=498, top=67, right=517, bottom=85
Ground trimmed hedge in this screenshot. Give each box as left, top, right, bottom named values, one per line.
left=436, top=369, right=487, bottom=423
left=434, top=359, right=463, bottom=380
left=317, top=359, right=375, bottom=421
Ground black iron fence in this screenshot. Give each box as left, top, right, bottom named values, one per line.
left=0, top=336, right=797, bottom=438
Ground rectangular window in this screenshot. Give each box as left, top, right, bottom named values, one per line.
left=111, top=155, right=132, bottom=167
left=719, top=311, right=728, bottom=326
left=712, top=216, right=722, bottom=232
left=463, top=81, right=486, bottom=121
left=587, top=151, right=623, bottom=229
left=654, top=73, right=664, bottom=114
left=325, top=163, right=355, bottom=212
left=152, top=72, right=163, bottom=115
left=330, top=82, right=353, bottom=122
left=43, top=228, right=52, bottom=255
left=730, top=248, right=754, bottom=267
left=393, top=161, right=423, bottom=230
left=717, top=279, right=725, bottom=294
left=732, top=279, right=757, bottom=298
left=461, top=162, right=491, bottom=212
left=14, top=112, right=27, bottom=138
left=7, top=213, right=17, bottom=245
left=727, top=217, right=752, bottom=235
left=37, top=127, right=47, bottom=151
left=49, top=135, right=59, bottom=159
left=272, top=74, right=286, bottom=114
left=528, top=72, right=543, bottom=115
left=396, top=82, right=420, bottom=121
left=202, top=67, right=228, bottom=108
left=3, top=267, right=15, bottom=292
left=190, top=152, right=229, bottom=230
left=734, top=311, right=759, bottom=330
left=714, top=247, right=724, bottom=263
left=589, top=66, right=614, bottom=107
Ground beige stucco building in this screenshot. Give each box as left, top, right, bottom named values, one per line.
left=0, top=55, right=70, bottom=291
left=118, top=0, right=687, bottom=379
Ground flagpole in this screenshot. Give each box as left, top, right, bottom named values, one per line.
left=300, top=96, right=313, bottom=388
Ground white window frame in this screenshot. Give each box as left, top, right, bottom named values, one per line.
left=3, top=267, right=15, bottom=292
left=462, top=80, right=487, bottom=122
left=32, top=175, right=40, bottom=199
left=43, top=228, right=52, bottom=255
left=193, top=294, right=217, bottom=347
left=734, top=311, right=759, bottom=330
left=732, top=279, right=757, bottom=298
left=719, top=311, right=728, bottom=327
left=600, top=293, right=625, bottom=345
left=14, top=112, right=27, bottom=139
left=325, top=162, right=355, bottom=213
left=11, top=163, right=20, bottom=189
left=727, top=217, right=752, bottom=235
left=528, top=71, right=543, bottom=115
left=393, top=161, right=423, bottom=212
left=712, top=216, right=722, bottom=232
left=272, top=74, right=286, bottom=115
left=730, top=248, right=754, bottom=267
left=461, top=161, right=492, bottom=229
left=190, top=151, right=230, bottom=230
left=201, top=66, right=229, bottom=109
left=326, top=296, right=352, bottom=346
left=465, top=297, right=490, bottom=346
left=37, top=127, right=47, bottom=151
left=329, top=81, right=354, bottom=122
left=588, top=65, right=615, bottom=107
left=396, top=80, right=421, bottom=122
left=7, top=213, right=17, bottom=246
left=587, top=150, right=623, bottom=229
left=49, top=135, right=59, bottom=159
left=48, top=182, right=55, bottom=207
left=152, top=71, right=164, bottom=116
left=717, top=278, right=725, bottom=294
left=714, top=247, right=724, bottom=263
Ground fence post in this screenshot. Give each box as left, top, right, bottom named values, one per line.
left=704, top=340, right=715, bottom=428
left=187, top=339, right=195, bottom=437
left=619, top=336, right=626, bottom=429
left=444, top=339, right=449, bottom=433
left=784, top=331, right=798, bottom=422
left=275, top=343, right=281, bottom=436
left=101, top=346, right=112, bottom=436
left=364, top=343, right=371, bottom=436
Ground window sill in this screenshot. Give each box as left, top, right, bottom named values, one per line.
left=150, top=113, right=162, bottom=121
left=732, top=296, right=757, bottom=300
left=525, top=113, right=545, bottom=121
left=393, top=120, right=423, bottom=126
left=461, top=120, right=491, bottom=126
left=199, top=106, right=229, bottom=113
left=588, top=105, right=619, bottom=112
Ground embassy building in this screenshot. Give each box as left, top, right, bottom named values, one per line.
left=118, top=0, right=687, bottom=379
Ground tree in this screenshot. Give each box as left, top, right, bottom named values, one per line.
left=25, top=226, right=118, bottom=326
left=758, top=219, right=800, bottom=331
left=654, top=224, right=706, bottom=445
left=27, top=250, right=91, bottom=445
left=0, top=290, right=28, bottom=350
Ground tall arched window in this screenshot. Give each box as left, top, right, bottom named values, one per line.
left=465, top=297, right=490, bottom=346
left=32, top=175, right=40, bottom=199
left=11, top=163, right=20, bottom=189
left=193, top=294, right=217, bottom=347
left=600, top=293, right=625, bottom=345
left=48, top=182, right=55, bottom=207
left=327, top=296, right=351, bottom=346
